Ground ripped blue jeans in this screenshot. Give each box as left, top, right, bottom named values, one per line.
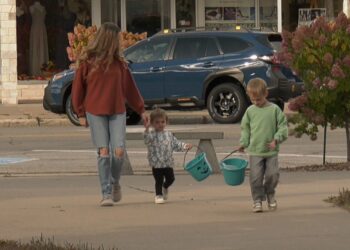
left=86, top=112, right=126, bottom=198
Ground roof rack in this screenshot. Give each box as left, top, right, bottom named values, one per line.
left=154, top=25, right=275, bottom=36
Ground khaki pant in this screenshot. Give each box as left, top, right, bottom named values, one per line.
left=249, top=155, right=279, bottom=203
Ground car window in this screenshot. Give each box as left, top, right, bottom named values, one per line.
left=217, top=37, right=251, bottom=54
left=206, top=38, right=220, bottom=57
left=173, top=38, right=208, bottom=60
left=256, top=34, right=282, bottom=52
left=125, top=38, right=171, bottom=63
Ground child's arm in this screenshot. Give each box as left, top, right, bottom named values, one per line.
left=143, top=126, right=154, bottom=145
left=268, top=107, right=288, bottom=150
left=273, top=108, right=288, bottom=144
left=171, top=133, right=192, bottom=152
left=239, top=111, right=250, bottom=151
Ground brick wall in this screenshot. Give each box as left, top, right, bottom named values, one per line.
left=0, top=0, right=17, bottom=104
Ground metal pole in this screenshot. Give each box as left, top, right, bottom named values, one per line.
left=277, top=0, right=282, bottom=32
left=323, top=121, right=327, bottom=165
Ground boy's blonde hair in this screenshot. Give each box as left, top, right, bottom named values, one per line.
left=150, top=108, right=168, bottom=123
left=247, top=78, right=268, bottom=97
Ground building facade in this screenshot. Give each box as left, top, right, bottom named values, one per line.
left=0, top=0, right=349, bottom=104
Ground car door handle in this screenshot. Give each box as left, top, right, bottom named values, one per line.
left=150, top=67, right=163, bottom=72
left=203, top=62, right=215, bottom=68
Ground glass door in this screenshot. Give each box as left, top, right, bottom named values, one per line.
left=125, top=0, right=170, bottom=36
left=176, top=0, right=196, bottom=28
left=101, top=0, right=121, bottom=28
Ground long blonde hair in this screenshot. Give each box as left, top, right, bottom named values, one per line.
left=77, top=22, right=124, bottom=71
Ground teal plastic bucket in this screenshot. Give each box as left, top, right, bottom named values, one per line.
left=184, top=152, right=212, bottom=182
left=220, top=158, right=248, bottom=186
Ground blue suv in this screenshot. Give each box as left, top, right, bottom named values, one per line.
left=43, top=30, right=303, bottom=125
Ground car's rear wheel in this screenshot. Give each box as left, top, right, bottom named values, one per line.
left=207, top=83, right=248, bottom=123
left=66, top=94, right=142, bottom=126
left=65, top=93, right=80, bottom=126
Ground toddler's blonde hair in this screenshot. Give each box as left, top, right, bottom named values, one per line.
left=150, top=108, right=168, bottom=123
left=247, top=78, right=268, bottom=97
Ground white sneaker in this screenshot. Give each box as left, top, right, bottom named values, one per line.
left=100, top=197, right=114, bottom=207
left=155, top=195, right=165, bottom=204
left=252, top=202, right=263, bottom=213
left=162, top=187, right=168, bottom=200
left=112, top=185, right=122, bottom=203
left=268, top=201, right=278, bottom=210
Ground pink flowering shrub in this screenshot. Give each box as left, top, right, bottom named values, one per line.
left=66, top=24, right=147, bottom=64
left=278, top=13, right=350, bottom=161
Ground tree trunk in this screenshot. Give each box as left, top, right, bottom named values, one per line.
left=346, top=116, right=350, bottom=162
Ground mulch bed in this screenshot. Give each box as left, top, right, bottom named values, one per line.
left=282, top=162, right=350, bottom=172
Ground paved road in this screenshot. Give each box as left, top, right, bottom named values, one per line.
left=0, top=125, right=347, bottom=175
left=1, top=173, right=350, bottom=250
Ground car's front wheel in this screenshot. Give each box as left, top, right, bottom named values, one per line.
left=207, top=83, right=248, bottom=123
left=65, top=93, right=80, bottom=126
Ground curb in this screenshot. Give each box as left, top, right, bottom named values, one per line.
left=0, top=116, right=213, bottom=127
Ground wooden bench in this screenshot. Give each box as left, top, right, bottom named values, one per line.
left=122, top=132, right=224, bottom=174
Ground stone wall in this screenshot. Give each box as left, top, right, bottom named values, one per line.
left=0, top=0, right=17, bottom=104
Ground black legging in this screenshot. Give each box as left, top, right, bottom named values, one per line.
left=152, top=168, right=175, bottom=196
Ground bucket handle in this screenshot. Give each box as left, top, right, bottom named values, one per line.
left=182, top=145, right=204, bottom=169
left=221, top=149, right=240, bottom=161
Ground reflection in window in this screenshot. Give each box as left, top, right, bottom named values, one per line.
left=126, top=38, right=171, bottom=63
left=101, top=0, right=121, bottom=27
left=126, top=0, right=170, bottom=36
left=260, top=0, right=277, bottom=31
left=217, top=37, right=251, bottom=54
left=173, top=38, right=220, bottom=59
left=204, top=0, right=256, bottom=30
left=176, top=0, right=196, bottom=28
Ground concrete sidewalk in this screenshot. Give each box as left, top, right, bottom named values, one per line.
left=0, top=172, right=349, bottom=250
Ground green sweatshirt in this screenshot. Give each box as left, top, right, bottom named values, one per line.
left=239, top=103, right=288, bottom=157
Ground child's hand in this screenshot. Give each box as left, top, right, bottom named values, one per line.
left=79, top=117, right=88, bottom=127
left=238, top=146, right=245, bottom=153
left=141, top=112, right=150, bottom=128
left=185, top=144, right=193, bottom=150
left=267, top=140, right=277, bottom=150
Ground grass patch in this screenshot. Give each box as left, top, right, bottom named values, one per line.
left=0, top=236, right=117, bottom=250
left=325, top=188, right=350, bottom=212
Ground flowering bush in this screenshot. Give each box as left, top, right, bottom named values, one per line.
left=278, top=13, right=350, bottom=161
left=66, top=24, right=147, bottom=63
left=67, top=24, right=97, bottom=62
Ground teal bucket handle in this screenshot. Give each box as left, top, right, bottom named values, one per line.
left=182, top=145, right=204, bottom=169
left=221, top=149, right=240, bottom=161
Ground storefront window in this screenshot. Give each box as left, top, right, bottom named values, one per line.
left=101, top=0, right=121, bottom=28
left=259, top=0, right=277, bottom=31
left=126, top=0, right=170, bottom=36
left=283, top=0, right=343, bottom=31
left=16, top=0, right=92, bottom=79
left=204, top=0, right=256, bottom=30
left=176, top=0, right=196, bottom=28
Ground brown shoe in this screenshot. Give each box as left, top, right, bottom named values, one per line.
left=112, top=185, right=122, bottom=202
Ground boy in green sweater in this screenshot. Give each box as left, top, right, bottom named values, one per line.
left=239, top=78, right=288, bottom=213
